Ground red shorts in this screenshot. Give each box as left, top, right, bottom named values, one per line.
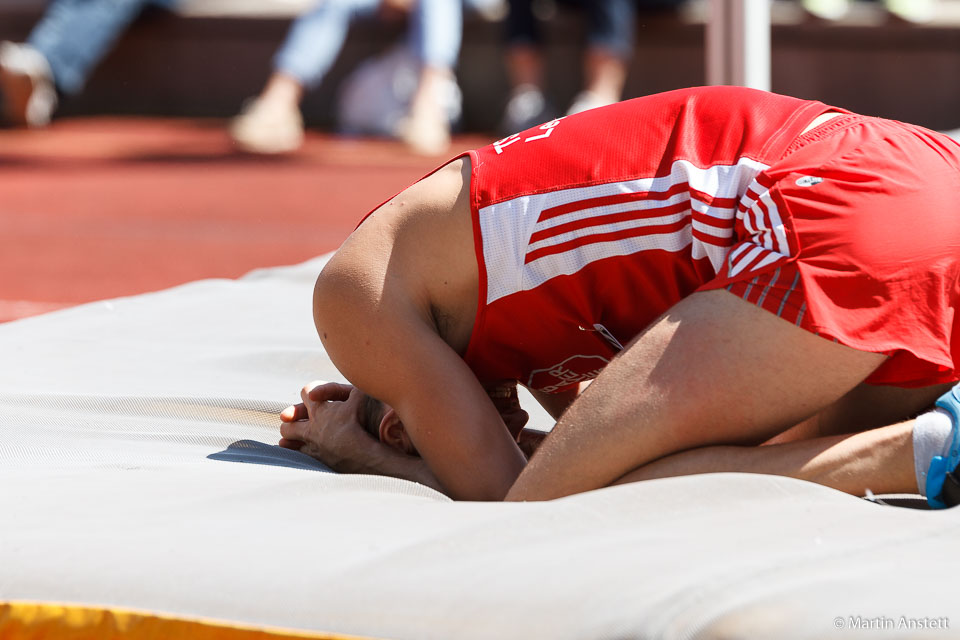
left=701, top=115, right=960, bottom=388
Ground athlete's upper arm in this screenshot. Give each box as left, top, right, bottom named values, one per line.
left=528, top=387, right=578, bottom=421
left=313, top=253, right=526, bottom=501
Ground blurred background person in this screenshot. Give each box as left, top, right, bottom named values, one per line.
left=500, top=0, right=686, bottom=134
left=0, top=0, right=175, bottom=128
left=230, top=0, right=497, bottom=156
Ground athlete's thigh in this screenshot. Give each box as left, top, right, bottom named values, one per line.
left=507, top=289, right=888, bottom=501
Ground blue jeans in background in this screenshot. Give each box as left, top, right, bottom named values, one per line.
left=275, top=0, right=486, bottom=90
left=25, top=0, right=491, bottom=96
left=505, top=0, right=687, bottom=60
left=27, top=0, right=176, bottom=95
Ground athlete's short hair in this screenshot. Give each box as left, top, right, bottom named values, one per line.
left=359, top=392, right=387, bottom=441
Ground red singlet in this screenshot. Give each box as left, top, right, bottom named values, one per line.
left=460, top=86, right=960, bottom=392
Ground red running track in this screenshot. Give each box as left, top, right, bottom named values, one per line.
left=0, top=118, right=489, bottom=323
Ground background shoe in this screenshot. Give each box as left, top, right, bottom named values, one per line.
left=229, top=97, right=304, bottom=154
left=398, top=112, right=451, bottom=156
left=801, top=0, right=852, bottom=21
left=566, top=91, right=615, bottom=116
left=500, top=84, right=555, bottom=135
left=0, top=41, right=57, bottom=128
left=883, top=0, right=936, bottom=24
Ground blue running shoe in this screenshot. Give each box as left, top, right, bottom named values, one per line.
left=926, top=385, right=960, bottom=509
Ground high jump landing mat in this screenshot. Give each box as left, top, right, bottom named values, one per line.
left=1, top=252, right=959, bottom=640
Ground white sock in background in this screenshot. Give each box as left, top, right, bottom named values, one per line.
left=913, top=408, right=954, bottom=496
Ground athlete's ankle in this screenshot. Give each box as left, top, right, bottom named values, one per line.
left=913, top=386, right=960, bottom=508
left=912, top=408, right=952, bottom=497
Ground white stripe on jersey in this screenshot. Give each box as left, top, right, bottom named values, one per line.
left=524, top=231, right=696, bottom=301
left=727, top=174, right=793, bottom=278
left=478, top=157, right=769, bottom=304
left=691, top=199, right=737, bottom=237
left=726, top=242, right=753, bottom=266
left=752, top=250, right=786, bottom=273
left=737, top=189, right=763, bottom=229
left=690, top=235, right=732, bottom=271
left=728, top=245, right=766, bottom=277
left=526, top=208, right=686, bottom=255
left=758, top=191, right=789, bottom=255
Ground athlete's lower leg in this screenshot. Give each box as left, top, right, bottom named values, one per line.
left=614, top=421, right=917, bottom=497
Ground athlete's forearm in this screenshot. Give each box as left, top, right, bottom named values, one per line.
left=335, top=439, right=446, bottom=494
left=613, top=421, right=917, bottom=496
left=518, top=427, right=548, bottom=458
left=528, top=387, right=578, bottom=421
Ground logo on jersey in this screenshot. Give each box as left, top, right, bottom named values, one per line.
left=493, top=117, right=565, bottom=155
left=795, top=175, right=824, bottom=187
left=527, top=354, right=610, bottom=393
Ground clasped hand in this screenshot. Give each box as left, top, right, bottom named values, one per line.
left=279, top=381, right=375, bottom=471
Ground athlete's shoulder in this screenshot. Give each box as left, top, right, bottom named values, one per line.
left=611, top=86, right=828, bottom=131
left=653, top=85, right=813, bottom=106
left=469, top=87, right=826, bottom=206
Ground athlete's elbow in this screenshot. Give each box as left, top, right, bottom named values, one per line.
left=312, top=268, right=335, bottom=338
left=448, top=467, right=521, bottom=502
left=312, top=263, right=353, bottom=341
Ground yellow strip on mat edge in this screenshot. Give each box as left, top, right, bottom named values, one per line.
left=0, top=601, right=383, bottom=640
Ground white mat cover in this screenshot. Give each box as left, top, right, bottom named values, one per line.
left=2, top=256, right=959, bottom=640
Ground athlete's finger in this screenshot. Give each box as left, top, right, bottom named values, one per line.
left=307, top=382, right=353, bottom=403
left=301, top=382, right=324, bottom=407
left=278, top=437, right=305, bottom=450
left=281, top=403, right=308, bottom=422
left=280, top=419, right=305, bottom=442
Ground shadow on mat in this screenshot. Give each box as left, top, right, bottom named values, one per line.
left=208, top=439, right=334, bottom=473
left=864, top=494, right=931, bottom=510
